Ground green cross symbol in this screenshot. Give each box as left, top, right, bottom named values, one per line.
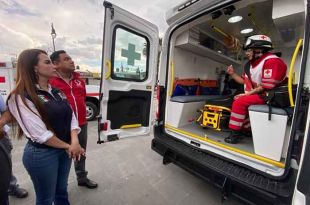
left=121, top=43, right=141, bottom=66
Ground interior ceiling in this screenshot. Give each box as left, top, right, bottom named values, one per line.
left=197, top=0, right=282, bottom=46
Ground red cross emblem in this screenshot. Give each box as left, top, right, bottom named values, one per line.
left=260, top=35, right=267, bottom=40
left=0, top=76, right=5, bottom=83
left=264, top=69, right=272, bottom=78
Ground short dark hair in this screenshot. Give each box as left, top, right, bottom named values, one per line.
left=50, top=50, right=66, bottom=62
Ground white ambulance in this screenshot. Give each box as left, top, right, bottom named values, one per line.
left=85, top=84, right=100, bottom=121
left=76, top=70, right=101, bottom=121
left=98, top=0, right=310, bottom=204
left=0, top=61, right=17, bottom=102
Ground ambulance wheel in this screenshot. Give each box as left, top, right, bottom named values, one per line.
left=86, top=101, right=98, bottom=121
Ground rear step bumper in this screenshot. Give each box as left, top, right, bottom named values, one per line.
left=152, top=125, right=296, bottom=205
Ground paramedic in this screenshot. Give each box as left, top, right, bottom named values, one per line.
left=7, top=49, right=84, bottom=205
left=50, top=50, right=98, bottom=189
left=0, top=95, right=28, bottom=200
left=225, top=35, right=287, bottom=144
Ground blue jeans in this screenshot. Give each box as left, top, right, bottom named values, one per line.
left=23, top=142, right=72, bottom=205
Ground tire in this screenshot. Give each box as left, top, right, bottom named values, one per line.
left=86, top=101, right=98, bottom=121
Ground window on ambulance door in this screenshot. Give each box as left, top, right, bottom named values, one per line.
left=111, top=26, right=149, bottom=82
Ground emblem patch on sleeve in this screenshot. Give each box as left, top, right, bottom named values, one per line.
left=264, top=69, right=272, bottom=78
left=74, top=79, right=82, bottom=86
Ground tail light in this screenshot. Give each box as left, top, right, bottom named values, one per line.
left=100, top=122, right=108, bottom=131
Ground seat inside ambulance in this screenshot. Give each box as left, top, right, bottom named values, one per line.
left=164, top=0, right=305, bottom=170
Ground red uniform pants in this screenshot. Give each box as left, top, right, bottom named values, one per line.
left=229, top=94, right=265, bottom=131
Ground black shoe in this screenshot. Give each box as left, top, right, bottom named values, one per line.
left=224, top=131, right=244, bottom=144
left=239, top=130, right=252, bottom=138
left=78, top=178, right=98, bottom=189
left=8, top=187, right=28, bottom=198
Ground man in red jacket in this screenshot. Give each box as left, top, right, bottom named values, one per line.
left=50, top=50, right=98, bottom=189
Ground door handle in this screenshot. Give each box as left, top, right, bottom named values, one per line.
left=104, top=60, right=111, bottom=80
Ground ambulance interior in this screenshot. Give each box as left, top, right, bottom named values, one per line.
left=164, top=0, right=307, bottom=176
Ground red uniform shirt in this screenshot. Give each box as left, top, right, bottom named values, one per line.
left=242, top=52, right=287, bottom=92
left=260, top=55, right=287, bottom=90
left=49, top=72, right=87, bottom=126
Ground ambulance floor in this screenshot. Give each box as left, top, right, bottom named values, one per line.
left=178, top=123, right=255, bottom=153
left=176, top=123, right=286, bottom=164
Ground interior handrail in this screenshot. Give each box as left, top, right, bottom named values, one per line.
left=288, top=39, right=303, bottom=107
left=169, top=61, right=175, bottom=97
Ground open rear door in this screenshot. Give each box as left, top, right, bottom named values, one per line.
left=98, top=1, right=159, bottom=142
left=292, top=1, right=310, bottom=204
left=292, top=120, right=310, bottom=205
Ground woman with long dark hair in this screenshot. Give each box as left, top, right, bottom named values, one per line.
left=7, top=49, right=84, bottom=205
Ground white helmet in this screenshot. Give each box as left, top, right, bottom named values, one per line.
left=243, top=35, right=273, bottom=50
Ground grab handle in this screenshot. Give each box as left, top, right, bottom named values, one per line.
left=104, top=60, right=111, bottom=80
left=288, top=39, right=303, bottom=107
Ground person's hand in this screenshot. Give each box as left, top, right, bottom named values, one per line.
left=73, top=148, right=85, bottom=161
left=67, top=143, right=85, bottom=161
left=234, top=93, right=249, bottom=100
left=226, top=65, right=235, bottom=76
left=71, top=143, right=85, bottom=161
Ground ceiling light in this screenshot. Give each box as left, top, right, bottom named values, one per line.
left=228, top=16, right=243, bottom=23
left=241, top=28, right=253, bottom=34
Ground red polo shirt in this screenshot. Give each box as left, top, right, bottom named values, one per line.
left=50, top=72, right=87, bottom=126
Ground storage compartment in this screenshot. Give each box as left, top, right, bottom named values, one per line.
left=249, top=105, right=290, bottom=161
left=272, top=0, right=305, bottom=43
left=175, top=29, right=241, bottom=67
left=166, top=101, right=204, bottom=127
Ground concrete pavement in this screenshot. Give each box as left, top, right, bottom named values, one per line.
left=9, top=121, right=242, bottom=205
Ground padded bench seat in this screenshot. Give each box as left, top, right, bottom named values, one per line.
left=171, top=95, right=228, bottom=103
left=248, top=105, right=289, bottom=115
left=167, top=95, right=233, bottom=127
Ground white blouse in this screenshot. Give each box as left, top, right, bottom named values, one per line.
left=8, top=89, right=80, bottom=144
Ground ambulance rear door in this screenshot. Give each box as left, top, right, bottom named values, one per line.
left=292, top=1, right=310, bottom=203
left=98, top=1, right=159, bottom=142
